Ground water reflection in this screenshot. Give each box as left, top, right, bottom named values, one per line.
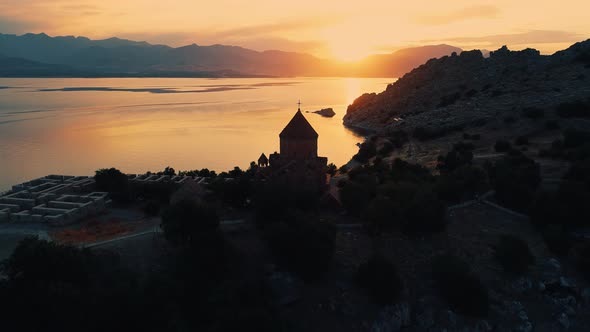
left=0, top=77, right=391, bottom=190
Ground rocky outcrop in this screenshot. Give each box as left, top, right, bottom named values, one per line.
left=344, top=40, right=590, bottom=134
left=312, top=108, right=336, bottom=117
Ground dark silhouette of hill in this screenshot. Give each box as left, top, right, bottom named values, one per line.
left=0, top=33, right=462, bottom=77
left=344, top=39, right=590, bottom=132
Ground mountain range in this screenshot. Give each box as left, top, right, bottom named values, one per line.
left=0, top=33, right=462, bottom=78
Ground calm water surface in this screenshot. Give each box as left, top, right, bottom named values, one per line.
left=0, top=77, right=391, bottom=190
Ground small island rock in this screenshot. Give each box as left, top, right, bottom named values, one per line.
left=312, top=108, right=336, bottom=117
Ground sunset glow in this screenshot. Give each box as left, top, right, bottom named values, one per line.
left=0, top=0, right=588, bottom=58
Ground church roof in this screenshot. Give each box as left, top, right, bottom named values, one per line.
left=279, top=110, right=318, bottom=139
left=258, top=153, right=268, bottom=162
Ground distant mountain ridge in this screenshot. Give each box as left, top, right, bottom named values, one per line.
left=0, top=33, right=462, bottom=78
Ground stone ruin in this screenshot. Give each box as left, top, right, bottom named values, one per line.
left=0, top=175, right=110, bottom=226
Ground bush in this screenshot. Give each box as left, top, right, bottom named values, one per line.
left=264, top=215, right=336, bottom=280
left=493, top=235, right=535, bottom=274
left=436, top=142, right=474, bottom=173
left=339, top=164, right=349, bottom=174
left=541, top=225, right=572, bottom=256
left=368, top=182, right=447, bottom=235
left=556, top=100, right=590, bottom=118
left=489, top=153, right=541, bottom=211
left=503, top=116, right=517, bottom=124
left=435, top=165, right=489, bottom=204
left=354, top=141, right=377, bottom=163
left=95, top=168, right=130, bottom=203
left=463, top=133, right=481, bottom=140
left=326, top=163, right=337, bottom=176
left=522, top=107, right=544, bottom=119
left=389, top=130, right=409, bottom=148
left=494, top=140, right=512, bottom=152
left=515, top=136, right=529, bottom=146
left=356, top=255, right=403, bottom=305
left=563, top=129, right=590, bottom=148
left=438, top=92, right=462, bottom=107
left=575, top=242, right=590, bottom=282
left=545, top=120, right=560, bottom=130
left=161, top=200, right=220, bottom=247
left=378, top=140, right=394, bottom=156
left=340, top=180, right=373, bottom=216
left=432, top=254, right=489, bottom=316
left=413, top=126, right=451, bottom=141
left=142, top=200, right=160, bottom=216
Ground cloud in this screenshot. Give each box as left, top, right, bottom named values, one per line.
left=0, top=15, right=48, bottom=33
left=421, top=30, right=585, bottom=46
left=210, top=16, right=343, bottom=40
left=415, top=5, right=500, bottom=25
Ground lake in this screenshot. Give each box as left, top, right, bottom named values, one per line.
left=0, top=77, right=391, bottom=191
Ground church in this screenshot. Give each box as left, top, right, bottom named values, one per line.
left=257, top=104, right=328, bottom=192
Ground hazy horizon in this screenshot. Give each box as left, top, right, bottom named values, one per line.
left=0, top=1, right=588, bottom=61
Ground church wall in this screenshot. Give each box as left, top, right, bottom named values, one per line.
left=280, top=138, right=318, bottom=159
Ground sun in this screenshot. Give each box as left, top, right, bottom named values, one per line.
left=329, top=42, right=373, bottom=62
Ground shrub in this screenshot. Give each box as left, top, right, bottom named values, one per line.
left=563, top=159, right=590, bottom=188
left=436, top=142, right=474, bottom=173
left=339, top=164, right=349, bottom=173
left=390, top=158, right=433, bottom=183
left=541, top=225, right=572, bottom=256
left=340, top=181, right=373, bottom=216
left=503, top=116, right=517, bottom=124
left=435, top=165, right=489, bottom=204
left=264, top=215, right=336, bottom=280
left=575, top=242, right=590, bottom=282
left=354, top=141, right=377, bottom=163
left=493, top=235, right=535, bottom=274
left=515, top=136, right=529, bottom=146
left=95, top=168, right=130, bottom=203
left=463, top=133, right=481, bottom=140
left=438, top=92, right=462, bottom=107
left=142, top=200, right=160, bottom=216
left=389, top=130, right=409, bottom=148
left=545, top=120, right=560, bottom=130
left=413, top=126, right=448, bottom=141
left=161, top=200, right=220, bottom=246
left=489, top=153, right=541, bottom=211
left=556, top=100, right=590, bottom=118
left=432, top=254, right=489, bottom=316
left=522, top=107, right=544, bottom=119
left=378, top=140, right=394, bottom=156
left=494, top=140, right=512, bottom=152
left=402, top=188, right=447, bottom=235
left=563, top=129, right=590, bottom=148
left=370, top=182, right=447, bottom=235
left=356, top=255, right=403, bottom=305
left=326, top=163, right=337, bottom=176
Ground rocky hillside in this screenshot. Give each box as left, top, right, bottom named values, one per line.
left=344, top=40, right=590, bottom=134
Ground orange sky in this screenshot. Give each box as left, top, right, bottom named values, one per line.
left=0, top=0, right=588, bottom=60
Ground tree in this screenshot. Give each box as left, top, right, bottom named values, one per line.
left=432, top=254, right=489, bottom=317
left=159, top=166, right=176, bottom=176
left=161, top=200, right=220, bottom=247
left=437, top=142, right=474, bottom=174
left=489, top=152, right=540, bottom=211
left=326, top=163, right=337, bottom=176
left=94, top=168, right=130, bottom=203
left=264, top=213, right=336, bottom=280
left=356, top=254, right=403, bottom=305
